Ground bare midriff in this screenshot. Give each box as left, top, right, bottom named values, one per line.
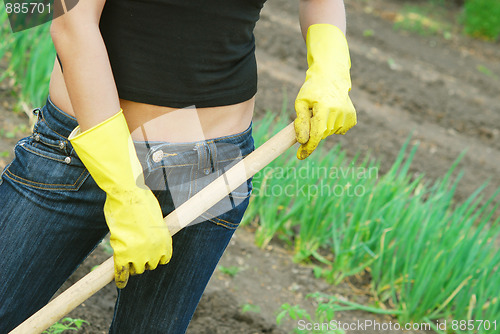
left=48, top=61, right=254, bottom=142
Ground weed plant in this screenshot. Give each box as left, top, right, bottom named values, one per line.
left=218, top=265, right=241, bottom=277
left=246, top=113, right=500, bottom=332
left=42, top=317, right=88, bottom=333
left=241, top=303, right=261, bottom=314
left=276, top=297, right=344, bottom=334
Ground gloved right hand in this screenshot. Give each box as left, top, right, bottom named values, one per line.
left=294, top=24, right=357, bottom=160
left=69, top=110, right=172, bottom=288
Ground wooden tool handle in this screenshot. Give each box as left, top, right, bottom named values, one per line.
left=11, top=122, right=297, bottom=334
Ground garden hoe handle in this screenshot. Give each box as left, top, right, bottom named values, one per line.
left=11, top=122, right=297, bottom=334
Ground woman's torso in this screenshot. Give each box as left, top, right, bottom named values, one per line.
left=49, top=68, right=255, bottom=142
left=50, top=0, right=266, bottom=142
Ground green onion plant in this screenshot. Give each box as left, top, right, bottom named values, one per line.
left=1, top=10, right=55, bottom=112
left=246, top=112, right=500, bottom=333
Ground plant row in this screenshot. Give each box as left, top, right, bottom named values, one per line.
left=244, top=112, right=500, bottom=333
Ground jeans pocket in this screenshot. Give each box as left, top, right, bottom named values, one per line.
left=195, top=162, right=253, bottom=229
left=201, top=178, right=253, bottom=229
left=193, top=140, right=253, bottom=229
left=145, top=164, right=194, bottom=207
left=3, top=138, right=89, bottom=191
left=140, top=136, right=254, bottom=229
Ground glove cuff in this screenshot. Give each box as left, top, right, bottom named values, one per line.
left=68, top=109, right=125, bottom=141
left=69, top=109, right=145, bottom=191
left=306, top=24, right=351, bottom=71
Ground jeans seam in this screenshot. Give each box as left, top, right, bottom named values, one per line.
left=194, top=166, right=198, bottom=196
left=149, top=163, right=195, bottom=171
left=3, top=168, right=88, bottom=190
left=189, top=166, right=195, bottom=199
left=212, top=141, right=218, bottom=171
left=209, top=216, right=239, bottom=229
left=40, top=113, right=70, bottom=140
left=22, top=144, right=68, bottom=164
left=31, top=134, right=68, bottom=155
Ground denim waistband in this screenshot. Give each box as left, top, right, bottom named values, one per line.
left=41, top=96, right=252, bottom=145
left=39, top=97, right=254, bottom=170
left=39, top=96, right=79, bottom=139
left=133, top=122, right=253, bottom=174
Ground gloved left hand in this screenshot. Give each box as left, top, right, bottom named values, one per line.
left=69, top=110, right=172, bottom=288
left=294, top=24, right=357, bottom=160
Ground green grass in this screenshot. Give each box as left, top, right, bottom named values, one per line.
left=246, top=112, right=500, bottom=333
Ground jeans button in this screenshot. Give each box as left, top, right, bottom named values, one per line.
left=34, top=134, right=40, bottom=141
left=59, top=141, right=66, bottom=149
left=152, top=150, right=163, bottom=163
left=64, top=157, right=71, bottom=164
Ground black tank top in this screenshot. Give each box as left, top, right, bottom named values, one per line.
left=99, top=0, right=266, bottom=109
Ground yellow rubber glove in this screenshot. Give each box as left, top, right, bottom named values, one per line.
left=294, top=24, right=357, bottom=160
left=69, top=110, right=172, bottom=288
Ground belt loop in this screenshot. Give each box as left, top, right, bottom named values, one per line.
left=197, top=142, right=212, bottom=175
left=208, top=141, right=217, bottom=172
left=195, top=143, right=204, bottom=171
left=203, top=142, right=211, bottom=174
left=32, top=108, right=41, bottom=117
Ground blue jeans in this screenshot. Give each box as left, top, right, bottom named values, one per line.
left=0, top=97, right=254, bottom=333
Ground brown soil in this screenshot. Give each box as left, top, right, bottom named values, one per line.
left=1, top=0, right=499, bottom=333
